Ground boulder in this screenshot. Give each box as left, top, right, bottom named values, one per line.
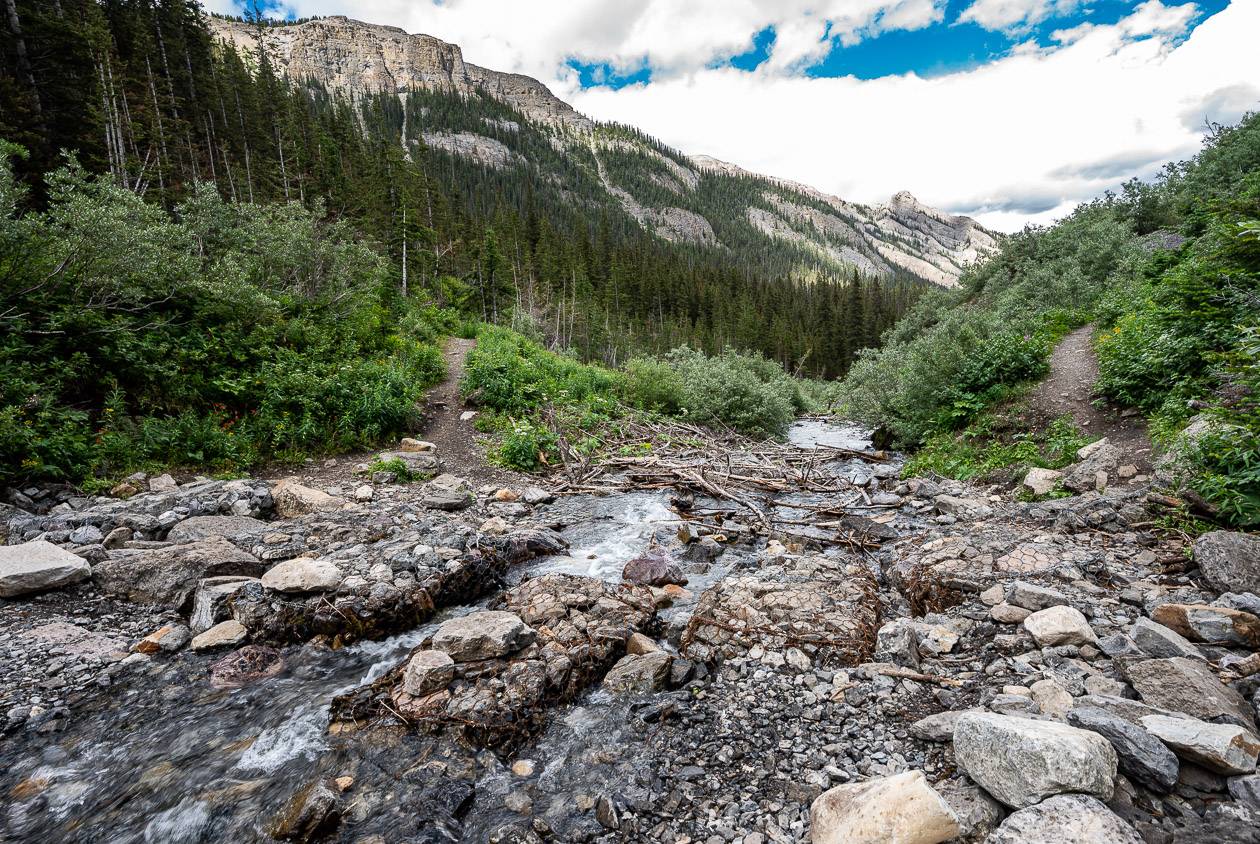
left=268, top=779, right=340, bottom=841
left=986, top=794, right=1142, bottom=844
left=420, top=478, right=474, bottom=512
left=272, top=479, right=344, bottom=518
left=0, top=540, right=91, bottom=597
left=1141, top=715, right=1260, bottom=776
left=875, top=619, right=921, bottom=668
left=93, top=538, right=262, bottom=607
left=167, top=515, right=268, bottom=544
left=1024, top=605, right=1097, bottom=647
left=810, top=770, right=960, bottom=844
left=1126, top=657, right=1257, bottom=729
left=260, top=558, right=342, bottom=593
left=377, top=450, right=440, bottom=475
left=1067, top=706, right=1180, bottom=792
left=1151, top=603, right=1260, bottom=648
left=432, top=610, right=535, bottom=662
left=952, top=712, right=1118, bottom=808
left=148, top=473, right=178, bottom=493
left=1063, top=443, right=1120, bottom=493
left=622, top=548, right=687, bottom=587
left=1022, top=467, right=1063, bottom=496
left=1131, top=617, right=1204, bottom=660
left=1009, top=581, right=1068, bottom=611
left=1194, top=531, right=1260, bottom=596
left=190, top=620, right=249, bottom=652
left=911, top=710, right=976, bottom=743
left=402, top=650, right=456, bottom=696
left=190, top=576, right=258, bottom=632
left=602, top=651, right=672, bottom=694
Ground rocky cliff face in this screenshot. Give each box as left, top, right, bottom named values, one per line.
left=209, top=16, right=996, bottom=287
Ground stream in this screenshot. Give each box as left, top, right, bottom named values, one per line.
left=0, top=420, right=881, bottom=843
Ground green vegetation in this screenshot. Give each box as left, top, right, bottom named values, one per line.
left=366, top=457, right=431, bottom=484
left=904, top=413, right=1090, bottom=489
left=842, top=114, right=1260, bottom=526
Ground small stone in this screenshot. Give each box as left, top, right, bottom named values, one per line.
left=511, top=760, right=536, bottom=777
left=134, top=624, right=191, bottom=654
left=1029, top=678, right=1073, bottom=719
left=353, top=485, right=374, bottom=502
left=603, top=651, right=671, bottom=694
left=148, top=473, right=178, bottom=493
left=399, top=438, right=436, bottom=452
left=479, top=516, right=509, bottom=535
left=1022, top=467, right=1063, bottom=496
left=1009, top=581, right=1068, bottom=611
left=1023, top=605, right=1096, bottom=647
left=1151, top=603, right=1260, bottom=648
left=1194, top=531, right=1260, bottom=595
left=333, top=776, right=354, bottom=792
left=68, top=525, right=104, bottom=545
left=991, top=603, right=1031, bottom=624
left=190, top=620, right=248, bottom=652
left=625, top=632, right=659, bottom=655
left=980, top=584, right=1007, bottom=606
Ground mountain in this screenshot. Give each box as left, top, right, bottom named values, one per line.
left=209, top=15, right=996, bottom=288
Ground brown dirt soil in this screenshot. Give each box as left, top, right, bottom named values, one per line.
left=1024, top=325, right=1156, bottom=474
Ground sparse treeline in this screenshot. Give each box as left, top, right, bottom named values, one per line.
left=1, top=0, right=917, bottom=378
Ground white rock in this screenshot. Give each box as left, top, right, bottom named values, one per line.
left=1141, top=715, right=1260, bottom=776
left=810, top=770, right=960, bottom=844
left=354, top=484, right=374, bottom=502
left=272, top=478, right=344, bottom=518
left=260, top=558, right=342, bottom=593
left=987, top=794, right=1142, bottom=844
left=1024, top=605, right=1097, bottom=647
left=1022, top=467, right=1063, bottom=496
left=0, top=540, right=91, bottom=598
left=148, top=473, right=178, bottom=492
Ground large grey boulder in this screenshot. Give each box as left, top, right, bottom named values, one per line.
left=1063, top=443, right=1120, bottom=492
left=432, top=610, right=535, bottom=662
left=260, top=558, right=342, bottom=593
left=810, top=770, right=961, bottom=844
left=0, top=540, right=91, bottom=597
left=1142, top=714, right=1260, bottom=776
left=986, top=794, right=1142, bottom=844
left=1131, top=617, right=1204, bottom=660
left=1126, top=657, right=1257, bottom=729
left=1194, top=531, right=1260, bottom=595
left=167, top=515, right=268, bottom=545
left=1067, top=706, right=1179, bottom=792
left=602, top=651, right=672, bottom=694
left=953, top=712, right=1117, bottom=808
left=92, top=537, right=262, bottom=607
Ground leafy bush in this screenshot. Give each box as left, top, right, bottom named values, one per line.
left=496, top=421, right=559, bottom=472
left=367, top=457, right=425, bottom=484
left=461, top=326, right=620, bottom=415
left=656, top=346, right=803, bottom=438
left=621, top=357, right=684, bottom=413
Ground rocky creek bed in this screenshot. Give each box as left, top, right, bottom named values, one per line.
left=2, top=424, right=1259, bottom=843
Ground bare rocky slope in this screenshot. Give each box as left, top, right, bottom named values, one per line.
left=210, top=15, right=996, bottom=288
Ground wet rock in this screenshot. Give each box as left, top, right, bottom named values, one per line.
left=134, top=623, right=191, bottom=654
left=953, top=712, right=1118, bottom=808
left=269, top=779, right=341, bottom=842
left=810, top=770, right=960, bottom=844
left=1126, top=657, right=1256, bottom=729
left=622, top=547, right=687, bottom=587
left=1141, top=715, right=1260, bottom=776
left=1150, top=603, right=1260, bottom=648
left=603, top=651, right=671, bottom=694
left=432, top=610, right=536, bottom=662
left=190, top=619, right=248, bottom=652
left=272, top=479, right=344, bottom=518
left=403, top=650, right=456, bottom=696
left=260, top=558, right=342, bottom=593
left=1022, top=467, right=1063, bottom=496
left=1131, top=617, right=1204, bottom=660
left=1067, top=706, right=1180, bottom=792
left=167, top=515, right=268, bottom=545
left=209, top=645, right=285, bottom=688
left=0, top=540, right=91, bottom=597
left=93, top=537, right=262, bottom=607
left=1024, top=605, right=1097, bottom=647
left=1194, top=531, right=1260, bottom=595
left=986, top=794, right=1141, bottom=844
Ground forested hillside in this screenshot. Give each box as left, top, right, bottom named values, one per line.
left=841, top=113, right=1260, bottom=525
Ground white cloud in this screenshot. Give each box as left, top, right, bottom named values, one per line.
left=212, top=1, right=1258, bottom=232
left=958, top=0, right=1084, bottom=32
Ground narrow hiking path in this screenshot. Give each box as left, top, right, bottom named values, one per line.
left=1026, top=324, right=1156, bottom=473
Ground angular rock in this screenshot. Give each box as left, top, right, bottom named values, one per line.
left=0, top=540, right=91, bottom=597
left=1029, top=678, right=1073, bottom=719
left=911, top=710, right=975, bottom=743
left=135, top=623, right=191, bottom=654
left=1126, top=657, right=1256, bottom=729
left=1023, top=467, right=1063, bottom=496
left=420, top=480, right=474, bottom=512
left=167, top=515, right=268, bottom=545
left=875, top=619, right=920, bottom=668
left=602, top=651, right=671, bottom=694
left=402, top=650, right=456, bottom=696
left=190, top=620, right=249, bottom=652
left=93, top=537, right=262, bottom=607
left=399, top=438, right=436, bottom=452
left=1151, top=603, right=1260, bottom=648
left=986, top=794, right=1141, bottom=844
left=148, top=473, right=178, bottom=493
left=260, top=558, right=342, bottom=593
left=622, top=547, right=687, bottom=587
left=1194, top=531, right=1260, bottom=595
left=432, top=610, right=535, bottom=662
left=190, top=576, right=259, bottom=632
left=953, top=712, right=1118, bottom=808
left=272, top=479, right=344, bottom=518
left=934, top=495, right=993, bottom=519
left=68, top=525, right=104, bottom=545
left=1067, top=706, right=1180, bottom=792
left=269, top=779, right=341, bottom=841
left=1142, top=715, right=1260, bottom=776
left=1024, top=605, right=1097, bottom=647
left=1064, top=444, right=1120, bottom=493
left=991, top=603, right=1031, bottom=624
left=377, top=450, right=440, bottom=475
left=1131, top=617, right=1204, bottom=660
left=1009, top=581, right=1068, bottom=611
left=810, top=770, right=960, bottom=844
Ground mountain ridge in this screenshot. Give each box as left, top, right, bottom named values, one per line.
left=209, top=15, right=997, bottom=287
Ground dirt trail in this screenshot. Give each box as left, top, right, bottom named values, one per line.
left=1026, top=325, right=1156, bottom=473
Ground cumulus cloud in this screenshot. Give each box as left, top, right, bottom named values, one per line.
left=958, top=0, right=1084, bottom=32
left=210, top=0, right=1259, bottom=231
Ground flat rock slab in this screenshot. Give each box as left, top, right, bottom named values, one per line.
left=1141, top=714, right=1260, bottom=776
left=0, top=540, right=91, bottom=597
left=190, top=619, right=249, bottom=652
left=260, top=558, right=342, bottom=593
left=272, top=479, right=344, bottom=518
left=811, top=770, right=961, bottom=844
left=25, top=621, right=127, bottom=659
left=987, top=794, right=1142, bottom=844
left=432, top=610, right=535, bottom=662
left=93, top=537, right=263, bottom=608
left=1067, top=706, right=1180, bottom=792
left=953, top=712, right=1117, bottom=808
left=1126, top=657, right=1257, bottom=729
left=167, top=515, right=269, bottom=544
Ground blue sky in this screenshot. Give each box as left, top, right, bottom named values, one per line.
left=204, top=0, right=1258, bottom=229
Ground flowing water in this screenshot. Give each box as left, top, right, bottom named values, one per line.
left=0, top=420, right=876, bottom=842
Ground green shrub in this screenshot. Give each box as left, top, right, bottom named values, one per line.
left=621, top=357, right=684, bottom=413
left=497, top=420, right=559, bottom=472
left=366, top=457, right=424, bottom=483
left=660, top=346, right=799, bottom=438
